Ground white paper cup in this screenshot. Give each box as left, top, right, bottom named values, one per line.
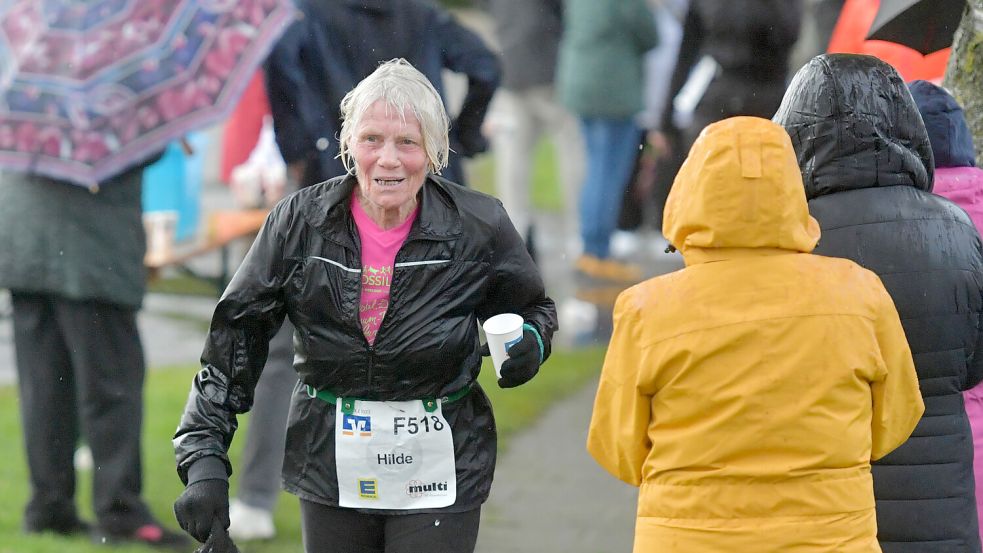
left=482, top=313, right=524, bottom=378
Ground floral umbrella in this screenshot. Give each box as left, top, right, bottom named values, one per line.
left=0, top=0, right=296, bottom=188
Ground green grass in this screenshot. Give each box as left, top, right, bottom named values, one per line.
left=0, top=347, right=605, bottom=552
left=147, top=273, right=221, bottom=297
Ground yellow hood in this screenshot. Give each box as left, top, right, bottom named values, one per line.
left=663, top=117, right=820, bottom=264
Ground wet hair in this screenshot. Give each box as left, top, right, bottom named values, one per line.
left=338, top=58, right=450, bottom=175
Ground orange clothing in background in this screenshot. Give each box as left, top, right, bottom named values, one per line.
left=827, top=0, right=950, bottom=82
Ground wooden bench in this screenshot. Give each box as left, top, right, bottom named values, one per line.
left=145, top=208, right=269, bottom=293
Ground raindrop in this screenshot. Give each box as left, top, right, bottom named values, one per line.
left=434, top=519, right=440, bottom=527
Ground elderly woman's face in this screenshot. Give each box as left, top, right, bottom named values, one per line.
left=352, top=100, right=428, bottom=217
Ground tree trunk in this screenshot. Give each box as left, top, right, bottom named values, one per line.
left=943, top=0, right=983, bottom=163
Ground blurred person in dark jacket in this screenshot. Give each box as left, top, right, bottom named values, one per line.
left=173, top=59, right=556, bottom=552
left=265, top=0, right=499, bottom=190
left=775, top=53, right=983, bottom=553
left=670, top=0, right=802, bottom=149
left=611, top=0, right=800, bottom=259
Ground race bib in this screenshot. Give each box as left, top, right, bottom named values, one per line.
left=335, top=398, right=457, bottom=509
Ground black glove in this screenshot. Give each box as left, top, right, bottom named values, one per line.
left=196, top=518, right=240, bottom=553
left=195, top=518, right=239, bottom=553
left=449, top=124, right=489, bottom=158
left=174, top=479, right=230, bottom=544
left=498, top=329, right=541, bottom=389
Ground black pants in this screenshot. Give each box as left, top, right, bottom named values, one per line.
left=12, top=293, right=151, bottom=532
left=300, top=500, right=480, bottom=553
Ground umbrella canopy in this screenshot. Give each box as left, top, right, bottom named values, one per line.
left=0, top=0, right=296, bottom=188
left=830, top=0, right=951, bottom=82
left=867, top=0, right=966, bottom=55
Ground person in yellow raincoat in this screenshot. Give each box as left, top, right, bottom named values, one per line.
left=587, top=116, right=925, bottom=552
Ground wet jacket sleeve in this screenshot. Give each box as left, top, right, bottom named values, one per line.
left=586, top=290, right=652, bottom=486
left=173, top=206, right=293, bottom=484
left=870, top=283, right=925, bottom=461
left=478, top=202, right=557, bottom=362
left=435, top=9, right=500, bottom=157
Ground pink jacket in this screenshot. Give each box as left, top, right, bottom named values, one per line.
left=934, top=167, right=983, bottom=232
left=934, top=165, right=983, bottom=543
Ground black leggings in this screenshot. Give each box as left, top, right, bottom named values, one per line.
left=299, top=500, right=481, bottom=553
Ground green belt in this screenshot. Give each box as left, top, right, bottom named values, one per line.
left=305, top=384, right=472, bottom=414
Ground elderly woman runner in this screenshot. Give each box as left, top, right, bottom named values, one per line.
left=173, top=59, right=557, bottom=552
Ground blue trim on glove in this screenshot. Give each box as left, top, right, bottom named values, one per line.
left=523, top=323, right=544, bottom=364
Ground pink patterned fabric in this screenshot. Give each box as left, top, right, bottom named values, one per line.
left=0, top=0, right=295, bottom=187
left=934, top=164, right=983, bottom=542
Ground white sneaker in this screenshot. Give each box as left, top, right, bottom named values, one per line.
left=610, top=230, right=642, bottom=259
left=228, top=499, right=275, bottom=541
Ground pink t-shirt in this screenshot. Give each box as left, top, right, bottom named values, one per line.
left=351, top=196, right=418, bottom=344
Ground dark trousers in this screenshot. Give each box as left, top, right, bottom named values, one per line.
left=300, top=500, right=480, bottom=553
left=11, top=293, right=151, bottom=532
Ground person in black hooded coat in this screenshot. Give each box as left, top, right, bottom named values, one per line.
left=774, top=53, right=983, bottom=553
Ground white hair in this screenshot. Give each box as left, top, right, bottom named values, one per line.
left=338, top=59, right=450, bottom=175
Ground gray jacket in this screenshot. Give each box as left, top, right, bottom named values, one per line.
left=0, top=168, right=146, bottom=309
left=488, top=0, right=563, bottom=91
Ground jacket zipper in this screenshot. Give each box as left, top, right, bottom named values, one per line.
left=364, top=238, right=412, bottom=389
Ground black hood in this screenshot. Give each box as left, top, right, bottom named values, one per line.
left=773, top=54, right=934, bottom=200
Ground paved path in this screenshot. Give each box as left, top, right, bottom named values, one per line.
left=475, top=380, right=639, bottom=553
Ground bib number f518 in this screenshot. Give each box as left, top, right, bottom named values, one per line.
left=335, top=399, right=456, bottom=509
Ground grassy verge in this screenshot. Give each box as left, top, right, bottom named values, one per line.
left=0, top=347, right=605, bottom=553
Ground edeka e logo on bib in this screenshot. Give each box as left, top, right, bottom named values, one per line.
left=342, top=414, right=372, bottom=437
left=358, top=478, right=378, bottom=499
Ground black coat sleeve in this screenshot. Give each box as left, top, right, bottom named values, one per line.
left=477, top=202, right=558, bottom=361
left=435, top=9, right=500, bottom=157
left=173, top=204, right=294, bottom=484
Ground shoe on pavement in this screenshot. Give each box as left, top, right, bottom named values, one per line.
left=574, top=254, right=643, bottom=283
left=228, top=499, right=275, bottom=541
left=92, top=522, right=190, bottom=550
